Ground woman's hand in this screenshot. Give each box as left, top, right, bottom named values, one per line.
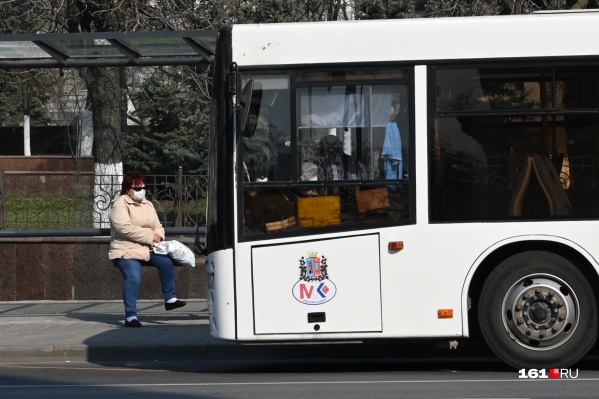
left=152, top=233, right=162, bottom=248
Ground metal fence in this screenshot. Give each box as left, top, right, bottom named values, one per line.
left=0, top=170, right=207, bottom=229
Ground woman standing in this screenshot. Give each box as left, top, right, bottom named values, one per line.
left=109, top=171, right=186, bottom=327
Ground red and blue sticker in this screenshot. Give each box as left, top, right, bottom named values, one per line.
left=292, top=252, right=337, bottom=305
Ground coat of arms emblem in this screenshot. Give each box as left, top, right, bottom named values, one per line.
left=292, top=251, right=337, bottom=305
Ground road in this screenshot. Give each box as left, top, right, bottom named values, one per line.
left=0, top=356, right=598, bottom=399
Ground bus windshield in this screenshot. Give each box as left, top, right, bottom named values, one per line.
left=240, top=70, right=413, bottom=238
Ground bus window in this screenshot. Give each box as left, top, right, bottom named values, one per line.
left=241, top=75, right=292, bottom=183
left=241, top=70, right=413, bottom=238
left=430, top=64, right=599, bottom=222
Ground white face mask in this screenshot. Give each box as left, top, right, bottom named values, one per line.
left=132, top=188, right=146, bottom=201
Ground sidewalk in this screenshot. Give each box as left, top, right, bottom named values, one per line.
left=0, top=300, right=235, bottom=363
left=0, top=300, right=496, bottom=364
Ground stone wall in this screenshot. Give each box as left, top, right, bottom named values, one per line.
left=0, top=237, right=206, bottom=301
left=0, top=156, right=94, bottom=172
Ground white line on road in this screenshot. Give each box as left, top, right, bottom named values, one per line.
left=0, top=377, right=596, bottom=389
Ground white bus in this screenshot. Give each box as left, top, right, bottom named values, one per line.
left=204, top=11, right=599, bottom=369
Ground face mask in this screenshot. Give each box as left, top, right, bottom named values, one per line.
left=132, top=189, right=146, bottom=201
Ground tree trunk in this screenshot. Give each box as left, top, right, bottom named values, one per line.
left=82, top=67, right=123, bottom=227
left=23, top=115, right=31, bottom=156
left=22, top=77, right=31, bottom=156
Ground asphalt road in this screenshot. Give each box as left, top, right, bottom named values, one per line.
left=1, top=356, right=598, bottom=399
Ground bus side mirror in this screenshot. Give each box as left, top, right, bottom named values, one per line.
left=238, top=79, right=263, bottom=138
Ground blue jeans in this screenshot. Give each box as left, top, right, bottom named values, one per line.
left=113, top=252, right=177, bottom=318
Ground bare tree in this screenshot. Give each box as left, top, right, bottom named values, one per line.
left=354, top=0, right=598, bottom=19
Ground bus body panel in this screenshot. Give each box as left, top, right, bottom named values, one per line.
left=225, top=222, right=599, bottom=342
left=252, top=234, right=382, bottom=334
left=231, top=14, right=599, bottom=67
left=206, top=248, right=237, bottom=340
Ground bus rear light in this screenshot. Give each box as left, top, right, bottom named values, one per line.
left=438, top=309, right=454, bottom=319
left=388, top=241, right=404, bottom=250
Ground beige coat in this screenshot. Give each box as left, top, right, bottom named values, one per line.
left=108, top=194, right=165, bottom=261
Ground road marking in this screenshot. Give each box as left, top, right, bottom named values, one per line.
left=0, top=378, right=597, bottom=389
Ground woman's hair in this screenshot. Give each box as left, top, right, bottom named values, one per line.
left=120, top=171, right=145, bottom=195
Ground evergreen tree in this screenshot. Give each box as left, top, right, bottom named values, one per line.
left=126, top=68, right=209, bottom=174
left=0, top=72, right=22, bottom=126
left=0, top=70, right=54, bottom=127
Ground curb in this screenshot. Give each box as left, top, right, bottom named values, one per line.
left=0, top=346, right=91, bottom=363
left=0, top=340, right=495, bottom=364
left=0, top=344, right=210, bottom=363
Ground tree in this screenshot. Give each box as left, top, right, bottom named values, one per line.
left=225, top=0, right=352, bottom=22
left=0, top=72, right=22, bottom=126
left=354, top=0, right=599, bottom=19
left=0, top=70, right=54, bottom=155
left=126, top=68, right=210, bottom=174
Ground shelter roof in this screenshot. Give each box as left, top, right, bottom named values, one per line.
left=0, top=30, right=218, bottom=68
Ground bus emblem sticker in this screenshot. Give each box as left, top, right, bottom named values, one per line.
left=292, top=252, right=337, bottom=305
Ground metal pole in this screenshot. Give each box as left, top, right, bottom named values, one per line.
left=176, top=166, right=183, bottom=227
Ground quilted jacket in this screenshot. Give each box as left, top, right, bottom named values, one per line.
left=108, top=194, right=165, bottom=261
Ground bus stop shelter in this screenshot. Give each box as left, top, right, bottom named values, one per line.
left=0, top=29, right=218, bottom=235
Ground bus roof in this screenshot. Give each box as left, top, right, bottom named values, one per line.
left=231, top=12, right=599, bottom=67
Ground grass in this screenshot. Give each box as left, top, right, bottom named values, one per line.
left=3, top=194, right=94, bottom=229
left=3, top=195, right=206, bottom=229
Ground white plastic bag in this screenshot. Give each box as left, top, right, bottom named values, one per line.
left=154, top=240, right=195, bottom=267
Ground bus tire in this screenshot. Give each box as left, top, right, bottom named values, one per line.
left=478, top=250, right=597, bottom=369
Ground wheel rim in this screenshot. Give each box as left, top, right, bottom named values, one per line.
left=501, top=274, right=579, bottom=351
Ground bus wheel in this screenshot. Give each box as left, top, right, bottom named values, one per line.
left=478, top=250, right=597, bottom=369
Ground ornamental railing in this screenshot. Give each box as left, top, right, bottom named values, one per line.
left=0, top=170, right=207, bottom=230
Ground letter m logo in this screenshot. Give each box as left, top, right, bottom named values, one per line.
left=300, top=284, right=314, bottom=299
